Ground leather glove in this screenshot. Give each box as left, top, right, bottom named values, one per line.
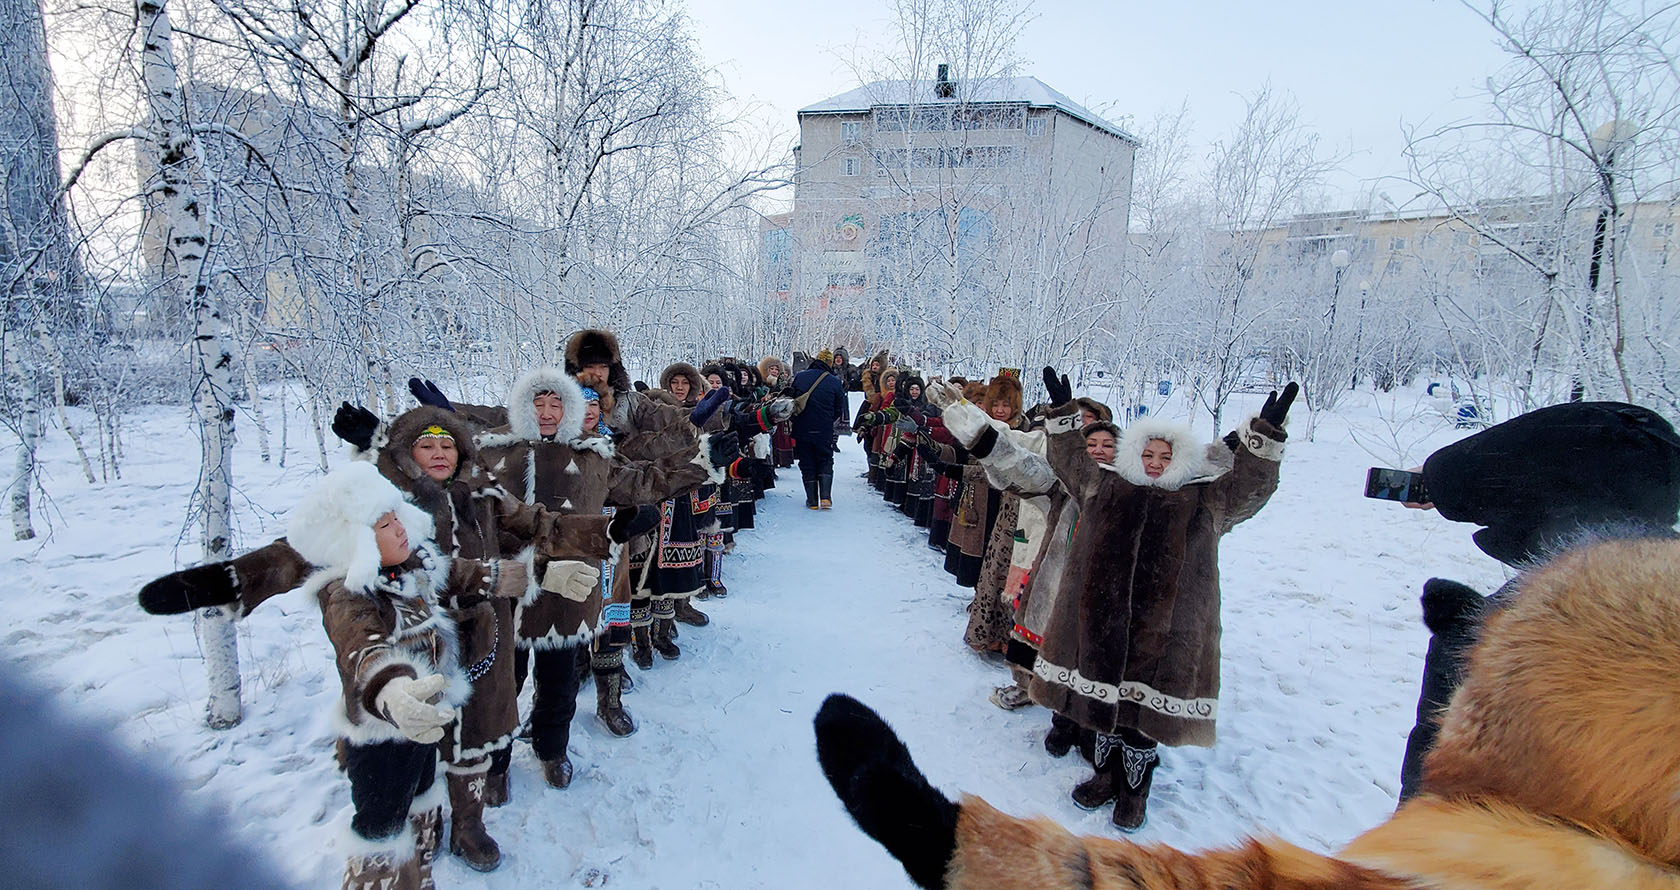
left=707, top=431, right=741, bottom=469
left=690, top=387, right=730, bottom=427
left=374, top=674, right=454, bottom=744
left=331, top=403, right=381, bottom=451
left=1042, top=366, right=1072, bottom=407
left=408, top=378, right=454, bottom=412
left=607, top=505, right=660, bottom=542
left=540, top=559, right=600, bottom=602
left=1260, top=381, right=1300, bottom=427
left=814, top=694, right=957, bottom=890
left=138, top=562, right=239, bottom=614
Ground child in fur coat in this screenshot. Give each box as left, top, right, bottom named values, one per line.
left=288, top=462, right=469, bottom=890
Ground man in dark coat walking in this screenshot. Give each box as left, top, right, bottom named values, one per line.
left=792, top=349, right=847, bottom=509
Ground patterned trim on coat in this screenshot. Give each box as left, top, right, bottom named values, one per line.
left=1031, top=656, right=1219, bottom=722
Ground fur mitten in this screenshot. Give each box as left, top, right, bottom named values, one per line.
left=137, top=563, right=239, bottom=614
left=814, top=694, right=957, bottom=890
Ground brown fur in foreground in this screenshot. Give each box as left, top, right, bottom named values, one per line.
left=944, top=536, right=1680, bottom=890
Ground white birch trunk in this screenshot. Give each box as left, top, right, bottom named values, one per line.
left=139, top=0, right=240, bottom=728
left=37, top=328, right=96, bottom=483
left=7, top=337, right=39, bottom=541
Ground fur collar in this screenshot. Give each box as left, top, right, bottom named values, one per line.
left=1107, top=416, right=1218, bottom=490
left=505, top=367, right=586, bottom=443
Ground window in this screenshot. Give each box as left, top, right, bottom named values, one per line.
left=1390, top=237, right=1407, bottom=251
left=1656, top=222, right=1675, bottom=239
left=910, top=108, right=949, bottom=131
left=1025, top=116, right=1045, bottom=136
left=874, top=108, right=908, bottom=132
left=843, top=157, right=860, bottom=176
left=841, top=121, right=861, bottom=144
left=827, top=272, right=866, bottom=289
left=952, top=106, right=1026, bottom=131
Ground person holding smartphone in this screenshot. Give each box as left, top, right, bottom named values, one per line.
left=1385, top=400, right=1680, bottom=802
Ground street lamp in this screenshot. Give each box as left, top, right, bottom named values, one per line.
left=1351, top=279, right=1371, bottom=389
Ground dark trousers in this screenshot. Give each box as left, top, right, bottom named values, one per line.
left=514, top=645, right=584, bottom=762
left=344, top=739, right=437, bottom=842
left=795, top=439, right=834, bottom=482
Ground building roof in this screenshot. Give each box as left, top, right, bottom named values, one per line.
left=799, top=76, right=1137, bottom=143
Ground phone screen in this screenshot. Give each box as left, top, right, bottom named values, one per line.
left=1365, top=467, right=1427, bottom=503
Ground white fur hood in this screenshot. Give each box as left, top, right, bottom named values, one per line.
left=504, top=367, right=586, bottom=443
left=1105, top=416, right=1224, bottom=491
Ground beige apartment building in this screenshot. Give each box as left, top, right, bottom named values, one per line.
left=767, top=66, right=1138, bottom=361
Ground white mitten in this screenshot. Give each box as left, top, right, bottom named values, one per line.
left=928, top=381, right=962, bottom=409
left=765, top=397, right=796, bottom=423
left=541, top=559, right=601, bottom=602
left=940, top=398, right=991, bottom=447
left=374, top=674, right=453, bottom=744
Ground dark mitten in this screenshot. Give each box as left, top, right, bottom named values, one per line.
left=690, top=387, right=729, bottom=427
left=1222, top=430, right=1241, bottom=452
left=330, top=403, right=381, bottom=450
left=968, top=426, right=999, bottom=459
left=1260, top=381, right=1300, bottom=427
left=1041, top=366, right=1073, bottom=407
left=407, top=378, right=454, bottom=412
left=707, top=431, right=741, bottom=469
left=608, top=506, right=660, bottom=543
left=634, top=380, right=649, bottom=392
left=749, top=459, right=777, bottom=491
left=138, top=563, right=239, bottom=614
left=814, top=694, right=957, bottom=890
left=1420, top=578, right=1488, bottom=640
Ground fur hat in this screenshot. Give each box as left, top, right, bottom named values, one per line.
left=662, top=362, right=706, bottom=404
left=759, top=357, right=789, bottom=382
left=816, top=348, right=834, bottom=365
left=380, top=407, right=478, bottom=485
left=563, top=329, right=630, bottom=394
left=960, top=381, right=987, bottom=403
left=983, top=375, right=1023, bottom=420
left=1111, top=416, right=1207, bottom=490
left=505, top=367, right=585, bottom=442
left=1074, top=397, right=1114, bottom=423
left=1083, top=420, right=1121, bottom=440
left=288, top=462, right=434, bottom=593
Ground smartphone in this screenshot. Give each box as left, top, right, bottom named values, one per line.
left=1364, top=467, right=1429, bottom=503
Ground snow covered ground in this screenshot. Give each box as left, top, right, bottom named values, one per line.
left=0, top=384, right=1511, bottom=888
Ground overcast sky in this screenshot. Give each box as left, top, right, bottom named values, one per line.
left=684, top=0, right=1523, bottom=209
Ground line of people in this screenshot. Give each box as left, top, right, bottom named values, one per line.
left=135, top=329, right=804, bottom=890
left=854, top=361, right=1297, bottom=830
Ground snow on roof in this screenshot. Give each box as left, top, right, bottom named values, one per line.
left=799, top=76, right=1138, bottom=143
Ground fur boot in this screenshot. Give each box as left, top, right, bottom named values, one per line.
left=409, top=802, right=442, bottom=890
left=652, top=616, right=681, bottom=660
left=342, top=838, right=416, bottom=890
left=540, top=756, right=573, bottom=790
left=1110, top=736, right=1160, bottom=831
left=446, top=769, right=501, bottom=872
left=631, top=625, right=654, bottom=670
left=674, top=598, right=710, bottom=626
left=595, top=668, right=636, bottom=736
left=1044, top=713, right=1079, bottom=758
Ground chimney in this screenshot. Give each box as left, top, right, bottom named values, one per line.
left=935, top=63, right=954, bottom=99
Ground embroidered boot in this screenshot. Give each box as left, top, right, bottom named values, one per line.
left=446, top=769, right=501, bottom=872
left=631, top=625, right=654, bottom=670
left=1071, top=733, right=1124, bottom=810
left=595, top=667, right=637, bottom=736
left=342, top=848, right=413, bottom=890
left=1110, top=736, right=1160, bottom=832
left=408, top=801, right=442, bottom=890
left=651, top=617, right=681, bottom=660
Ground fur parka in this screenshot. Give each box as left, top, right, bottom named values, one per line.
left=476, top=368, right=710, bottom=650
left=1028, top=407, right=1284, bottom=746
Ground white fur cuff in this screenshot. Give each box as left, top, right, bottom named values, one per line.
left=941, top=400, right=991, bottom=448
left=1237, top=417, right=1285, bottom=461
left=691, top=433, right=728, bottom=485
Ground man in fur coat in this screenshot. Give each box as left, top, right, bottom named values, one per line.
left=1026, top=369, right=1294, bottom=829
left=816, top=532, right=1680, bottom=890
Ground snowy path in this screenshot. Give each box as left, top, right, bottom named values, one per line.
left=0, top=390, right=1513, bottom=888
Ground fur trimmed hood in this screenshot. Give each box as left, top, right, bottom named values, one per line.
left=1109, top=416, right=1216, bottom=490
left=288, top=462, right=435, bottom=593
left=381, top=406, right=480, bottom=484
left=503, top=367, right=586, bottom=443
left=563, top=329, right=631, bottom=394
left=662, top=362, right=705, bottom=405
left=759, top=357, right=789, bottom=385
